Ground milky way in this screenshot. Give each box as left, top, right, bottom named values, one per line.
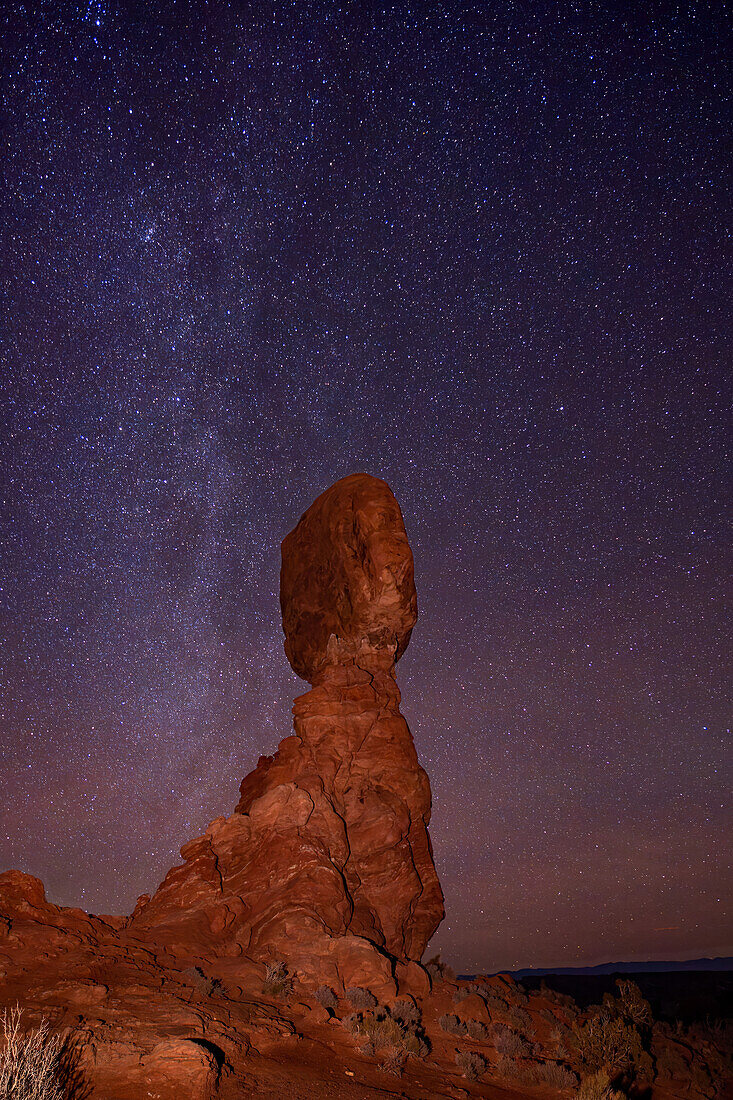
left=1, top=2, right=729, bottom=972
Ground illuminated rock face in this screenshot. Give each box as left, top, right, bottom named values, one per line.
left=130, top=472, right=444, bottom=993
left=280, top=472, right=418, bottom=682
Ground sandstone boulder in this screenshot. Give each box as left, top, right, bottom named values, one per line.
left=281, top=472, right=417, bottom=682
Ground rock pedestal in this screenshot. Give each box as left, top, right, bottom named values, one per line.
left=130, top=473, right=444, bottom=993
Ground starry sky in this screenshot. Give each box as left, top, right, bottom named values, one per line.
left=1, top=2, right=730, bottom=973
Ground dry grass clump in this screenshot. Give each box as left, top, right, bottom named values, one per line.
left=262, top=961, right=293, bottom=998
left=549, top=1023, right=571, bottom=1057
left=0, top=1007, right=64, bottom=1100
left=380, top=1048, right=406, bottom=1077
left=439, top=1013, right=468, bottom=1037
left=344, top=1007, right=428, bottom=1061
left=577, top=1069, right=626, bottom=1099
left=345, top=986, right=377, bottom=1010
left=314, top=985, right=338, bottom=1010
left=534, top=1061, right=578, bottom=1088
left=455, top=1050, right=486, bottom=1081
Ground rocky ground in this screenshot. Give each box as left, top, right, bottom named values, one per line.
left=0, top=880, right=729, bottom=1098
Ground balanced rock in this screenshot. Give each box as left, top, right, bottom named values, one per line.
left=281, top=472, right=418, bottom=681
left=130, top=473, right=444, bottom=992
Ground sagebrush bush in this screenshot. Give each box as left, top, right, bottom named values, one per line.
left=0, top=1007, right=64, bottom=1100
left=455, top=1050, right=486, bottom=1081
left=390, top=1000, right=420, bottom=1027
left=345, top=987, right=377, bottom=1010
left=493, top=1054, right=537, bottom=1083
left=262, top=961, right=293, bottom=998
left=314, top=985, right=338, bottom=1010
left=491, top=1023, right=534, bottom=1058
left=439, top=1013, right=467, bottom=1036
left=504, top=1003, right=533, bottom=1032
left=465, top=1018, right=489, bottom=1041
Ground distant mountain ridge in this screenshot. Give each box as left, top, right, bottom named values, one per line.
left=506, top=957, right=732, bottom=978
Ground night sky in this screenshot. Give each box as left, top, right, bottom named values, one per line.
left=1, top=2, right=729, bottom=974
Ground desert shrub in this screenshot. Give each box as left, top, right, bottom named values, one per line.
left=345, top=1009, right=427, bottom=1059
left=504, top=1003, right=533, bottom=1032
left=534, top=1061, right=578, bottom=1088
left=494, top=1054, right=518, bottom=1080
left=0, top=1007, right=64, bottom=1100
left=494, top=975, right=528, bottom=1003
left=613, top=981, right=652, bottom=1028
left=182, top=965, right=220, bottom=997
left=425, top=955, right=456, bottom=983
left=380, top=1048, right=406, bottom=1076
left=314, top=985, right=338, bottom=1010
left=455, top=1051, right=486, bottom=1081
left=453, top=986, right=471, bottom=1004
left=439, top=1013, right=467, bottom=1036
left=512, top=978, right=529, bottom=1003
left=390, top=1000, right=420, bottom=1027
left=472, top=981, right=508, bottom=1013
left=493, top=1055, right=539, bottom=1083
left=262, top=961, right=293, bottom=998
left=702, top=1017, right=733, bottom=1053
left=466, top=1018, right=489, bottom=1041
left=491, top=1023, right=534, bottom=1058
left=549, top=1025, right=570, bottom=1057
left=577, top=1069, right=626, bottom=1100
left=570, top=1011, right=644, bottom=1074
left=346, top=986, right=377, bottom=1010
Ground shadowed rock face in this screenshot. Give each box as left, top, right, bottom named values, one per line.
left=130, top=473, right=444, bottom=992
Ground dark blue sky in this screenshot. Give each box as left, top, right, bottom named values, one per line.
left=1, top=1, right=729, bottom=971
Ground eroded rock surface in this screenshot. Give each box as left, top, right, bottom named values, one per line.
left=129, top=472, right=444, bottom=992
left=281, top=472, right=418, bottom=681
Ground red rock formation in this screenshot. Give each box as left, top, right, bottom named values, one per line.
left=280, top=472, right=418, bottom=681
left=0, top=476, right=728, bottom=1098
left=130, top=473, right=444, bottom=994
